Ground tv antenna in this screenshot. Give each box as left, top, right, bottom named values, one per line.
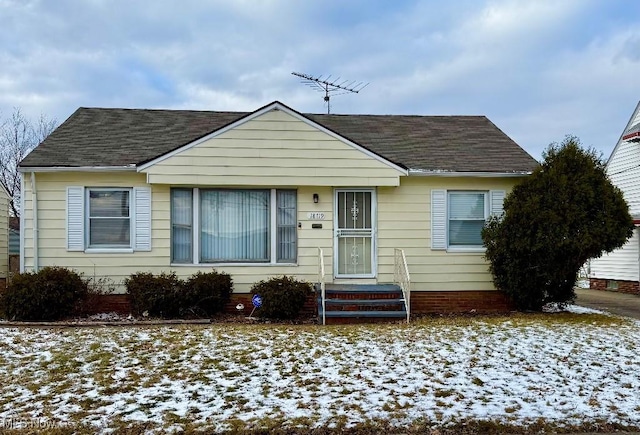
left=292, top=72, right=368, bottom=114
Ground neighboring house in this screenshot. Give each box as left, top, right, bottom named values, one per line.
left=590, top=101, right=640, bottom=295
left=18, top=101, right=538, bottom=314
left=0, top=187, right=8, bottom=286
left=8, top=217, right=19, bottom=273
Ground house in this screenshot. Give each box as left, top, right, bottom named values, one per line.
left=18, top=101, right=538, bottom=315
left=0, top=186, right=8, bottom=287
left=590, top=101, right=640, bottom=295
left=9, top=217, right=19, bottom=273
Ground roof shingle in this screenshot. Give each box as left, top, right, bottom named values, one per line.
left=20, top=104, right=538, bottom=173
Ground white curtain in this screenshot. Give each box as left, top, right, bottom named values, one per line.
left=200, top=190, right=269, bottom=262
left=276, top=190, right=296, bottom=262
left=171, top=189, right=193, bottom=262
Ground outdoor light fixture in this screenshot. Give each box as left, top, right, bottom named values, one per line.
left=313, top=193, right=319, bottom=203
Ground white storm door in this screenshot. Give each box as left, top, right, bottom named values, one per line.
left=334, top=189, right=376, bottom=278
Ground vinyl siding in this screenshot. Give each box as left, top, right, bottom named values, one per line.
left=0, top=190, right=8, bottom=279
left=590, top=131, right=640, bottom=281
left=590, top=229, right=639, bottom=282
left=141, top=109, right=403, bottom=187
left=376, top=177, right=519, bottom=291
left=23, top=170, right=522, bottom=294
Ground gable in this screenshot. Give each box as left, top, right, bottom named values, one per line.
left=140, top=106, right=406, bottom=187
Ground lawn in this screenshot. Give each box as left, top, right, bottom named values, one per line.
left=1, top=308, right=639, bottom=434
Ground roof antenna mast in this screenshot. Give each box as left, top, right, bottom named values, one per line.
left=292, top=72, right=368, bottom=114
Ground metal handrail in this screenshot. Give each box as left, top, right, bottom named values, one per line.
left=318, top=247, right=326, bottom=325
left=394, top=248, right=411, bottom=323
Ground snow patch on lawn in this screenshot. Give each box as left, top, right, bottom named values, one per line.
left=0, top=315, right=639, bottom=432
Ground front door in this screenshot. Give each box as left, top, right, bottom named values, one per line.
left=334, top=189, right=376, bottom=278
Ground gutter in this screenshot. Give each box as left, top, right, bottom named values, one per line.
left=407, top=169, right=532, bottom=177
left=30, top=172, right=38, bottom=272
left=18, top=165, right=137, bottom=173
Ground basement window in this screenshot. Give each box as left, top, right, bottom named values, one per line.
left=606, top=280, right=618, bottom=290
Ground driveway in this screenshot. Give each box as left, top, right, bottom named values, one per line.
left=574, top=288, right=640, bottom=320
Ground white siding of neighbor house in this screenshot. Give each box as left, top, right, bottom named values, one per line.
left=22, top=171, right=522, bottom=294
left=140, top=108, right=404, bottom=187
left=590, top=103, right=640, bottom=282
left=0, top=189, right=8, bottom=279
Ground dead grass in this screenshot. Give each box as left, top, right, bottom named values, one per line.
left=0, top=311, right=638, bottom=433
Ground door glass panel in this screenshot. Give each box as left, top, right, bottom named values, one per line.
left=338, top=237, right=372, bottom=275
left=336, top=191, right=374, bottom=276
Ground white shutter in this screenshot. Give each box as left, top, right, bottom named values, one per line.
left=490, top=190, right=506, bottom=217
left=66, top=186, right=85, bottom=251
left=134, top=187, right=152, bottom=251
left=431, top=189, right=447, bottom=250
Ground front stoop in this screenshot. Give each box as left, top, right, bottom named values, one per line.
left=316, top=283, right=408, bottom=324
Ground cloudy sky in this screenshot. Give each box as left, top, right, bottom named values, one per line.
left=1, top=0, right=640, bottom=160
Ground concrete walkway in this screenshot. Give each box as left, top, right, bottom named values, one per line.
left=574, top=288, right=640, bottom=320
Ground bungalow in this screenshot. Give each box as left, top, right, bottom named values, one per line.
left=18, top=101, right=537, bottom=316
left=590, top=101, right=640, bottom=295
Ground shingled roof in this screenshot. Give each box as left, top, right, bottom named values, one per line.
left=20, top=101, right=538, bottom=173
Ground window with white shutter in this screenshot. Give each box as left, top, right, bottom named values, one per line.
left=431, top=189, right=506, bottom=251
left=66, top=186, right=151, bottom=252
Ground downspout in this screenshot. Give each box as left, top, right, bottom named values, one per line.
left=30, top=172, right=38, bottom=272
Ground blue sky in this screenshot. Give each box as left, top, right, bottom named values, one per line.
left=1, top=0, right=640, bottom=160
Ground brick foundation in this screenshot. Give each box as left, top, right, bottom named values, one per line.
left=74, top=291, right=512, bottom=318
left=590, top=278, right=640, bottom=295
left=410, top=290, right=513, bottom=314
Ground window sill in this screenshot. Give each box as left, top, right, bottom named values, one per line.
left=170, top=262, right=298, bottom=267
left=85, top=248, right=135, bottom=254
left=446, top=247, right=486, bottom=253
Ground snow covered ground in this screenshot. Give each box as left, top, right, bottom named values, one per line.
left=0, top=309, right=639, bottom=432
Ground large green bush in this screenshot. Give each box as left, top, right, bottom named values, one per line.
left=125, top=270, right=233, bottom=318
left=1, top=266, right=89, bottom=321
left=250, top=275, right=312, bottom=319
left=482, top=137, right=634, bottom=311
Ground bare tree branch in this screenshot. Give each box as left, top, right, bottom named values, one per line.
left=0, top=108, right=57, bottom=217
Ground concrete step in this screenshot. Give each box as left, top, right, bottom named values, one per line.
left=320, top=310, right=408, bottom=318
left=320, top=298, right=405, bottom=306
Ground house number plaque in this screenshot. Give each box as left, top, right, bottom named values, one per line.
left=307, top=212, right=326, bottom=220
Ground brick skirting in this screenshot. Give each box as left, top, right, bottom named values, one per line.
left=84, top=291, right=511, bottom=317
left=590, top=278, right=640, bottom=295
left=409, top=290, right=513, bottom=314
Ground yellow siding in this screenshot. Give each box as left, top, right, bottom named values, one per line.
left=0, top=190, right=8, bottom=279
left=376, top=177, right=522, bottom=291
left=142, top=109, right=403, bottom=187
left=23, top=170, right=524, bottom=295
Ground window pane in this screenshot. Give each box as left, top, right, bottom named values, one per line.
left=90, top=190, right=130, bottom=217
left=171, top=189, right=193, bottom=263
left=449, top=220, right=485, bottom=246
left=277, top=190, right=297, bottom=263
left=200, top=190, right=269, bottom=262
left=448, top=192, right=486, bottom=247
left=89, top=218, right=130, bottom=245
left=88, top=189, right=131, bottom=247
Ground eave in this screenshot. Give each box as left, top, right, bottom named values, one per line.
left=407, top=169, right=532, bottom=177
left=18, top=165, right=138, bottom=173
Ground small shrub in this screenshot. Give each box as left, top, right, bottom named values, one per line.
left=183, top=270, right=233, bottom=316
left=125, top=272, right=184, bottom=318
left=74, top=276, right=117, bottom=316
left=250, top=275, right=312, bottom=319
left=0, top=266, right=88, bottom=321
